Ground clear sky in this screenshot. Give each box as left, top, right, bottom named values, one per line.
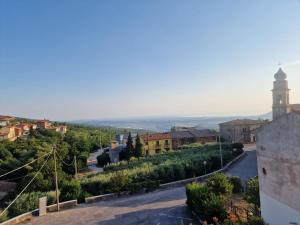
left=1, top=0, right=300, bottom=121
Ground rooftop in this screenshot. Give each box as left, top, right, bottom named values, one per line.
left=274, top=67, right=287, bottom=81
left=0, top=116, right=15, bottom=121
left=219, top=119, right=266, bottom=126
left=291, top=104, right=300, bottom=113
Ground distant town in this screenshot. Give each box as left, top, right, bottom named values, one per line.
left=0, top=117, right=67, bottom=142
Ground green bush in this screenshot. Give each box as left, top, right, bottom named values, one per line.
left=60, top=179, right=81, bottom=202
left=246, top=216, right=265, bottom=225
left=186, top=182, right=227, bottom=222
left=206, top=173, right=233, bottom=197
left=202, top=193, right=227, bottom=222
left=8, top=192, right=49, bottom=217
left=244, top=177, right=260, bottom=212
left=97, top=152, right=111, bottom=167
left=229, top=176, right=243, bottom=193
left=0, top=209, right=8, bottom=223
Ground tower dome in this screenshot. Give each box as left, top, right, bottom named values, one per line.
left=274, top=68, right=287, bottom=80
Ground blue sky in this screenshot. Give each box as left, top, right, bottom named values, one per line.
left=1, top=0, right=300, bottom=120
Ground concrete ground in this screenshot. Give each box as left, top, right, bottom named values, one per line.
left=25, top=149, right=258, bottom=225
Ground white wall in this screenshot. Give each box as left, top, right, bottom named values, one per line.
left=260, top=191, right=300, bottom=225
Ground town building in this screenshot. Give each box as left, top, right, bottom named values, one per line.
left=219, top=119, right=267, bottom=143
left=256, top=68, right=300, bottom=225
left=37, top=119, right=52, bottom=129
left=108, top=140, right=125, bottom=163
left=257, top=112, right=300, bottom=225
left=0, top=126, right=18, bottom=141
left=141, top=133, right=172, bottom=155
left=0, top=116, right=15, bottom=127
left=272, top=67, right=300, bottom=120
left=171, top=127, right=217, bottom=149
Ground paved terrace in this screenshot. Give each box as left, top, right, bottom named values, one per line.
left=25, top=148, right=257, bottom=225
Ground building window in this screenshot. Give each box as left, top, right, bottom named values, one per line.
left=145, top=141, right=148, bottom=145
left=156, top=141, right=159, bottom=146
left=165, top=140, right=169, bottom=145
left=262, top=167, right=267, bottom=176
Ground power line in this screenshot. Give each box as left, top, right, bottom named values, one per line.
left=0, top=152, right=52, bottom=218
left=56, top=151, right=75, bottom=166
left=3, top=174, right=30, bottom=182
left=0, top=151, right=52, bottom=179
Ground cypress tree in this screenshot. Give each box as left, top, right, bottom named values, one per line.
left=135, top=134, right=143, bottom=158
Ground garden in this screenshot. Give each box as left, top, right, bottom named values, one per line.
left=81, top=143, right=244, bottom=196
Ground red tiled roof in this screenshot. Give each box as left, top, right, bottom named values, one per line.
left=0, top=116, right=15, bottom=121
left=141, top=132, right=171, bottom=141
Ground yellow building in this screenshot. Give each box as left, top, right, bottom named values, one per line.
left=0, top=127, right=17, bottom=141
left=140, top=133, right=172, bottom=155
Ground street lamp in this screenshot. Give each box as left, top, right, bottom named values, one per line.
left=219, top=134, right=223, bottom=168
left=203, top=161, right=207, bottom=175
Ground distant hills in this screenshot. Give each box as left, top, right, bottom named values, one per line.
left=71, top=112, right=272, bottom=132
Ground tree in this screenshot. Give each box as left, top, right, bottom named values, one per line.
left=126, top=133, right=135, bottom=156
left=97, top=152, right=111, bottom=167
left=120, top=133, right=134, bottom=161
left=134, top=134, right=143, bottom=158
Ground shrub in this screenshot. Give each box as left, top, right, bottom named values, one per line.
left=97, top=152, right=111, bottom=167
left=8, top=192, right=47, bottom=217
left=108, top=171, right=130, bottom=194
left=202, top=193, right=227, bottom=222
left=229, top=176, right=243, bottom=194
left=232, top=143, right=244, bottom=150
left=186, top=182, right=227, bottom=222
left=206, top=173, right=233, bottom=197
left=246, top=216, right=265, bottom=225
left=0, top=209, right=8, bottom=223
left=244, top=177, right=260, bottom=212
left=60, top=179, right=81, bottom=202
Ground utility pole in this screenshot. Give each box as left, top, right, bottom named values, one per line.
left=99, top=131, right=102, bottom=151
left=53, top=145, right=60, bottom=212
left=219, top=134, right=223, bottom=168
left=74, top=155, right=78, bottom=179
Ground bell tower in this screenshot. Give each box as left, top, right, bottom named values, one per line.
left=272, top=68, right=290, bottom=120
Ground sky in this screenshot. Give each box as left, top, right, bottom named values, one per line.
left=1, top=0, right=300, bottom=121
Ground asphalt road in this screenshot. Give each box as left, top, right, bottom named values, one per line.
left=25, top=149, right=258, bottom=225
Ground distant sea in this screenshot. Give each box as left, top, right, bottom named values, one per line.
left=71, top=112, right=271, bottom=132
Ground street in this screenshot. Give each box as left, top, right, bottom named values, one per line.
left=25, top=149, right=258, bottom=225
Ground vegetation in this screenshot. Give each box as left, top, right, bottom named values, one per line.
left=206, top=173, right=233, bottom=197
left=83, top=144, right=243, bottom=197
left=229, top=176, right=243, bottom=194
left=60, top=179, right=81, bottom=202
left=0, top=124, right=116, bottom=220
left=119, top=132, right=144, bottom=161
left=97, top=152, right=111, bottom=167
left=6, top=191, right=56, bottom=217
left=134, top=134, right=143, bottom=158
left=186, top=174, right=264, bottom=224
left=0, top=209, right=8, bottom=223
left=244, top=177, right=260, bottom=213
left=186, top=174, right=230, bottom=223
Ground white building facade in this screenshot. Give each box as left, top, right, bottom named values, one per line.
left=256, top=68, right=300, bottom=225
